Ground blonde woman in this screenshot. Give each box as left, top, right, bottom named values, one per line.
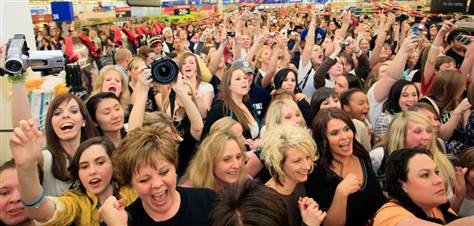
left=247, top=99, right=306, bottom=179
left=180, top=131, right=247, bottom=192
left=92, top=65, right=130, bottom=111
left=261, top=99, right=306, bottom=136
left=261, top=124, right=325, bottom=226
left=370, top=111, right=465, bottom=211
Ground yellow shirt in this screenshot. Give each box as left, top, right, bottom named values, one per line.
left=37, top=186, right=137, bottom=226
left=374, top=200, right=454, bottom=226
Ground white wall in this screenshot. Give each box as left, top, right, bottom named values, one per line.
left=0, top=0, right=36, bottom=163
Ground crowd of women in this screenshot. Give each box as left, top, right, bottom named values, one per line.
left=1, top=6, right=474, bottom=226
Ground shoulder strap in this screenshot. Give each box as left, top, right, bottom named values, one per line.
left=298, top=68, right=313, bottom=90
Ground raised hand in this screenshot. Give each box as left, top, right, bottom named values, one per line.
left=336, top=173, right=361, bottom=197
left=453, top=98, right=472, bottom=116
left=99, top=196, right=128, bottom=226
left=452, top=166, right=467, bottom=198
left=439, top=20, right=455, bottom=36
left=299, top=197, right=327, bottom=226
left=9, top=119, right=43, bottom=167
left=400, top=35, right=419, bottom=54
left=135, top=66, right=153, bottom=90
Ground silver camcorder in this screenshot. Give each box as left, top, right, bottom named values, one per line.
left=2, top=34, right=65, bottom=76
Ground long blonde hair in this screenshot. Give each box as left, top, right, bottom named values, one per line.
left=181, top=131, right=247, bottom=191
left=385, top=111, right=455, bottom=185
left=92, top=65, right=130, bottom=111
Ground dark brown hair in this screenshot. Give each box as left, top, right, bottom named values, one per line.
left=312, top=108, right=369, bottom=175
left=45, top=93, right=98, bottom=181
left=426, top=70, right=466, bottom=112
left=209, top=180, right=288, bottom=226
left=68, top=137, right=117, bottom=194
left=219, top=67, right=251, bottom=128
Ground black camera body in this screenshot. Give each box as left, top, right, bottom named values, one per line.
left=148, top=57, right=179, bottom=84
left=1, top=34, right=65, bottom=76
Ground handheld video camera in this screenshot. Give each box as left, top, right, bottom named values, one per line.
left=148, top=57, right=179, bottom=84
left=1, top=34, right=64, bottom=76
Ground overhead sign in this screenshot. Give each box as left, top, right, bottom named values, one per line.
left=431, top=0, right=468, bottom=13
left=174, top=6, right=191, bottom=15
left=51, top=2, right=75, bottom=22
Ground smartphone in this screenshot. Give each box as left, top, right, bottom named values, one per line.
left=411, top=27, right=419, bottom=36
left=227, top=31, right=236, bottom=37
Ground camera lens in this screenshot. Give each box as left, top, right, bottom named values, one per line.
left=5, top=59, right=24, bottom=74
left=149, top=58, right=179, bottom=84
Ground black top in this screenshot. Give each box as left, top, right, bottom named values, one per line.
left=209, top=75, right=221, bottom=98
left=297, top=99, right=312, bottom=127
left=204, top=100, right=261, bottom=140
left=272, top=183, right=306, bottom=226
left=248, top=83, right=271, bottom=120
left=305, top=157, right=385, bottom=226
left=126, top=187, right=216, bottom=226
left=175, top=115, right=198, bottom=176
left=128, top=85, right=160, bottom=112
left=446, top=48, right=464, bottom=68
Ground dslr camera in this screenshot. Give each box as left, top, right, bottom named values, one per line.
left=148, top=57, right=179, bottom=84
left=1, top=34, right=64, bottom=76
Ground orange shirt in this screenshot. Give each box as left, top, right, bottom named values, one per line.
left=374, top=200, right=455, bottom=226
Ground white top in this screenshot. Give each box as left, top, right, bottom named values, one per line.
left=369, top=147, right=384, bottom=175
left=249, top=121, right=259, bottom=139
left=367, top=82, right=387, bottom=126
left=297, top=59, right=316, bottom=97
left=42, top=150, right=69, bottom=196
left=197, top=82, right=214, bottom=99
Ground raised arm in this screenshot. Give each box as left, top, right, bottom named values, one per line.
left=300, top=12, right=318, bottom=69
left=10, top=120, right=55, bottom=222
left=460, top=40, right=474, bottom=82
left=176, top=77, right=203, bottom=140
left=370, top=13, right=394, bottom=67
left=260, top=45, right=280, bottom=88
left=2, top=44, right=32, bottom=126
left=423, top=20, right=454, bottom=86
left=127, top=67, right=152, bottom=131
left=209, top=35, right=226, bottom=74
left=373, top=35, right=418, bottom=102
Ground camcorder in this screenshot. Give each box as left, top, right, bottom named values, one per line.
left=0, top=34, right=64, bottom=76
left=148, top=57, right=179, bottom=84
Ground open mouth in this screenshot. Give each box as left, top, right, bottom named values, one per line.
left=339, top=141, right=351, bottom=151
left=89, top=178, right=102, bottom=188
left=108, top=87, right=117, bottom=93
left=60, top=122, right=74, bottom=131
left=152, top=190, right=168, bottom=205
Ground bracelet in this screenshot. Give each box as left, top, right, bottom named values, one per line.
left=20, top=189, right=46, bottom=208
left=431, top=44, right=441, bottom=50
